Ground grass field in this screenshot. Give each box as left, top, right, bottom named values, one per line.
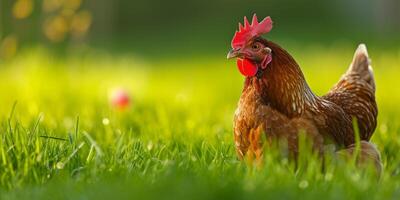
left=0, top=44, right=400, bottom=199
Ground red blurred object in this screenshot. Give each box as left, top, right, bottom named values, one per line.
left=110, top=89, right=130, bottom=109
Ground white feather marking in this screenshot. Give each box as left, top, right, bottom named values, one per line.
left=236, top=131, right=241, bottom=136
left=235, top=141, right=240, bottom=147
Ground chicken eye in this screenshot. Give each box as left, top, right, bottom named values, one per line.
left=251, top=43, right=261, bottom=50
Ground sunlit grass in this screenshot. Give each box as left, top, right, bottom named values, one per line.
left=0, top=45, right=400, bottom=199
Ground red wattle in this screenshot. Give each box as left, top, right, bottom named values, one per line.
left=237, top=58, right=258, bottom=77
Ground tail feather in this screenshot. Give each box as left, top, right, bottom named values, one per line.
left=324, top=43, right=378, bottom=141
left=347, top=44, right=375, bottom=91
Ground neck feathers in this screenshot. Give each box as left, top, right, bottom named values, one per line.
left=255, top=41, right=317, bottom=117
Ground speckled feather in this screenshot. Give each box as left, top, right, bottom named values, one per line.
left=233, top=39, right=379, bottom=162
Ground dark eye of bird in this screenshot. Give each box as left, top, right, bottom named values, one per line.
left=252, top=43, right=260, bottom=50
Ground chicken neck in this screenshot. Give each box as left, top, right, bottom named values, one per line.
left=250, top=40, right=319, bottom=118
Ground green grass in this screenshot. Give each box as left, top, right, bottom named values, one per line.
left=0, top=45, right=400, bottom=199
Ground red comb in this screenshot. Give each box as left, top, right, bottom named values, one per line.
left=231, top=14, right=273, bottom=48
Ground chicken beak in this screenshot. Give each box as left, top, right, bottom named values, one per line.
left=227, top=49, right=240, bottom=59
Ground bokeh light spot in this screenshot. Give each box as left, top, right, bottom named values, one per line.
left=0, top=35, right=18, bottom=60
left=64, top=0, right=82, bottom=11
left=42, top=0, right=64, bottom=13
left=70, top=10, right=92, bottom=38
left=43, top=15, right=69, bottom=42
left=12, top=0, right=34, bottom=19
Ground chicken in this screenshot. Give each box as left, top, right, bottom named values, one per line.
left=227, top=14, right=381, bottom=170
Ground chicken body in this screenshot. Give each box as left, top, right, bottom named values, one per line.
left=233, top=41, right=380, bottom=167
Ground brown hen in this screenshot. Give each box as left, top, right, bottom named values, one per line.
left=227, top=14, right=381, bottom=170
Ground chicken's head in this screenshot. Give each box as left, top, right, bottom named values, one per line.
left=227, top=14, right=273, bottom=77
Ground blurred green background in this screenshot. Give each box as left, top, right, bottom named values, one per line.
left=1, top=0, right=400, bottom=59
